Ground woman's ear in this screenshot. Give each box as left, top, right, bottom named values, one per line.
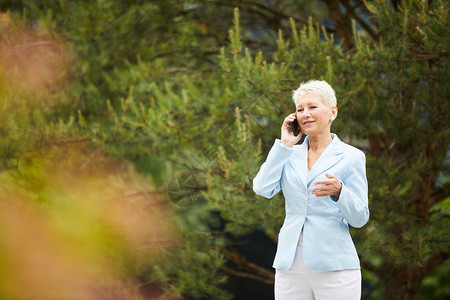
left=330, top=106, right=338, bottom=121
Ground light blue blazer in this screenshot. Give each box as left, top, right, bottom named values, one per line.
left=253, top=134, right=369, bottom=271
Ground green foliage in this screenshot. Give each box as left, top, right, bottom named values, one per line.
left=0, top=143, right=169, bottom=299
left=420, top=259, right=450, bottom=299
left=153, top=229, right=231, bottom=300
left=1, top=0, right=449, bottom=299
left=204, top=2, right=450, bottom=298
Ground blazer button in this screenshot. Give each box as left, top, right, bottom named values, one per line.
left=304, top=191, right=307, bottom=196
left=304, top=201, right=307, bottom=206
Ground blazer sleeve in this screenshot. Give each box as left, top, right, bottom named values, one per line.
left=332, top=151, right=370, bottom=228
left=253, top=139, right=294, bottom=199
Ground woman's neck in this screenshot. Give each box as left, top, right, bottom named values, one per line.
left=308, top=133, right=333, bottom=152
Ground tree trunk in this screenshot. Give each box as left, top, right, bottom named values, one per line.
left=380, top=265, right=423, bottom=300
left=322, top=0, right=354, bottom=50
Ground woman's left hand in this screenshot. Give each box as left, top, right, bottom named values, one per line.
left=311, top=173, right=342, bottom=199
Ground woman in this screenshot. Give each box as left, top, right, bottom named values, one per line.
left=253, top=80, right=369, bottom=300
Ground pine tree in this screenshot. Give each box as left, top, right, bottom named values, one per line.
left=1, top=1, right=448, bottom=299
left=208, top=2, right=449, bottom=299
left=102, top=3, right=449, bottom=297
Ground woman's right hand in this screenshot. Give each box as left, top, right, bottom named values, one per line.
left=280, top=113, right=302, bottom=148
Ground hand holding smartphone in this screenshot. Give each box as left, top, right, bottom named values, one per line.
left=281, top=112, right=303, bottom=148
left=289, top=113, right=301, bottom=136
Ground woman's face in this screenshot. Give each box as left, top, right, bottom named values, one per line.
left=295, top=93, right=336, bottom=136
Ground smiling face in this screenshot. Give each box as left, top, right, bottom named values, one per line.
left=295, top=93, right=337, bottom=136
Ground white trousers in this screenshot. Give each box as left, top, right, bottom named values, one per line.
left=274, top=240, right=361, bottom=300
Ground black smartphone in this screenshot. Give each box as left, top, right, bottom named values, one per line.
left=289, top=114, right=301, bottom=136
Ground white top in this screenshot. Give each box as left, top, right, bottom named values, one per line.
left=298, top=170, right=310, bottom=247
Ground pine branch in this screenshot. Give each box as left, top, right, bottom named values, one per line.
left=430, top=188, right=449, bottom=207
left=423, top=248, right=450, bottom=277
left=221, top=248, right=274, bottom=284
left=352, top=0, right=374, bottom=16
left=204, top=0, right=336, bottom=33
left=221, top=266, right=273, bottom=285
left=53, top=137, right=91, bottom=145
left=339, top=0, right=379, bottom=40
left=360, top=256, right=382, bottom=276
left=323, top=0, right=354, bottom=50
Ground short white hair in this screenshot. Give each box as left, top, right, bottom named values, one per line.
left=292, top=80, right=337, bottom=107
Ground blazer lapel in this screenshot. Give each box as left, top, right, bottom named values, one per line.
left=289, top=140, right=308, bottom=188
left=307, top=134, right=345, bottom=186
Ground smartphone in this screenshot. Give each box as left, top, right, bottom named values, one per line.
left=289, top=114, right=301, bottom=136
